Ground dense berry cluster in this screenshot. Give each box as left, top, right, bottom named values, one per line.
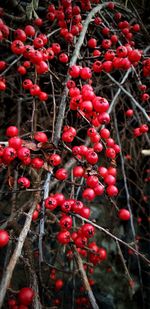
left=0, top=0, right=149, bottom=308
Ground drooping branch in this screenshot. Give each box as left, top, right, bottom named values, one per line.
left=73, top=214, right=150, bottom=265
left=107, top=73, right=150, bottom=122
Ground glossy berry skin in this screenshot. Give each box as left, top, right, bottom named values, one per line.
left=61, top=200, right=73, bottom=213
left=38, top=91, right=48, bottom=101
left=31, top=157, right=44, bottom=169
left=45, top=196, right=58, bottom=211
left=69, top=65, right=80, bottom=78
left=36, top=61, right=48, bottom=74
left=18, top=287, right=34, bottom=306
left=86, top=175, right=99, bottom=188
left=6, top=126, right=18, bottom=137
left=62, top=131, right=76, bottom=143
left=57, top=230, right=70, bottom=244
left=80, top=67, right=92, bottom=80
left=82, top=188, right=95, bottom=201
left=94, top=184, right=104, bottom=196
left=126, top=109, right=134, bottom=117
left=55, top=168, right=68, bottom=180
left=3, top=147, right=17, bottom=164
left=72, top=200, right=83, bottom=214
left=99, top=247, right=107, bottom=261
left=87, top=38, right=97, bottom=48
left=32, top=210, right=39, bottom=221
left=116, top=45, right=127, bottom=58
left=86, top=151, right=98, bottom=165
left=34, top=132, right=48, bottom=143
left=59, top=53, right=68, bottom=63
left=73, top=166, right=84, bottom=177
left=24, top=25, right=35, bottom=37
left=18, top=177, right=30, bottom=188
left=14, top=29, right=26, bottom=42
left=8, top=137, right=22, bottom=149
left=8, top=298, right=17, bottom=307
left=81, top=223, right=95, bottom=238
left=75, top=236, right=87, bottom=248
left=59, top=215, right=72, bottom=230
left=106, top=185, right=118, bottom=196
left=105, top=148, right=116, bottom=159
left=80, top=207, right=91, bottom=219
left=118, top=209, right=130, bottom=220
left=100, top=128, right=110, bottom=139
left=51, top=43, right=61, bottom=54
left=11, top=40, right=25, bottom=54
left=22, top=79, right=33, bottom=90
left=140, top=124, right=149, bottom=133
left=128, top=49, right=141, bottom=63
left=0, top=230, right=9, bottom=247
left=55, top=279, right=64, bottom=290
left=0, top=81, right=6, bottom=91
left=53, top=193, right=65, bottom=206
left=30, top=84, right=41, bottom=96
left=48, top=154, right=61, bottom=166
left=17, top=147, right=30, bottom=161
left=104, top=174, right=116, bottom=185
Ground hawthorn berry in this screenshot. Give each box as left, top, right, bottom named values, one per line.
left=0, top=230, right=9, bottom=247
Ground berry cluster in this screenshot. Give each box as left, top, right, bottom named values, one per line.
left=0, top=0, right=149, bottom=308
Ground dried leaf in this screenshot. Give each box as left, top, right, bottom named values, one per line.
left=37, top=142, right=56, bottom=150
left=8, top=176, right=14, bottom=189
left=42, top=162, right=53, bottom=172
left=22, top=141, right=38, bottom=151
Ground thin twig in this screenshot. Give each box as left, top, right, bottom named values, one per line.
left=0, top=183, right=41, bottom=308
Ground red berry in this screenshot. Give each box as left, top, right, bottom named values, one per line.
left=34, top=132, right=48, bottom=143
left=18, top=177, right=30, bottom=188
left=24, top=25, right=35, bottom=37
left=126, top=109, right=134, bottom=117
left=69, top=65, right=80, bottom=78
left=73, top=166, right=84, bottom=177
left=18, top=287, right=34, bottom=306
left=55, top=168, right=68, bottom=180
left=99, top=247, right=107, bottom=261
left=80, top=67, right=92, bottom=80
left=81, top=223, right=95, bottom=238
left=3, top=147, right=17, bottom=164
left=31, top=157, right=44, bottom=169
left=57, top=231, right=70, bottom=244
left=86, top=151, right=98, bottom=165
left=0, top=230, right=9, bottom=247
left=18, top=147, right=30, bottom=161
left=32, top=210, right=39, bottom=221
left=106, top=185, right=118, bottom=196
left=6, top=126, right=18, bottom=137
left=11, top=40, right=25, bottom=54
left=118, top=209, right=130, bottom=220
left=48, top=154, right=61, bottom=166
left=55, top=279, right=64, bottom=290
left=128, top=49, right=141, bottom=63
left=14, top=28, right=26, bottom=42
left=59, top=215, right=72, bottom=229
left=82, top=188, right=95, bottom=201
left=87, top=38, right=97, bottom=49
left=45, top=196, right=58, bottom=210
left=59, top=53, right=68, bottom=63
